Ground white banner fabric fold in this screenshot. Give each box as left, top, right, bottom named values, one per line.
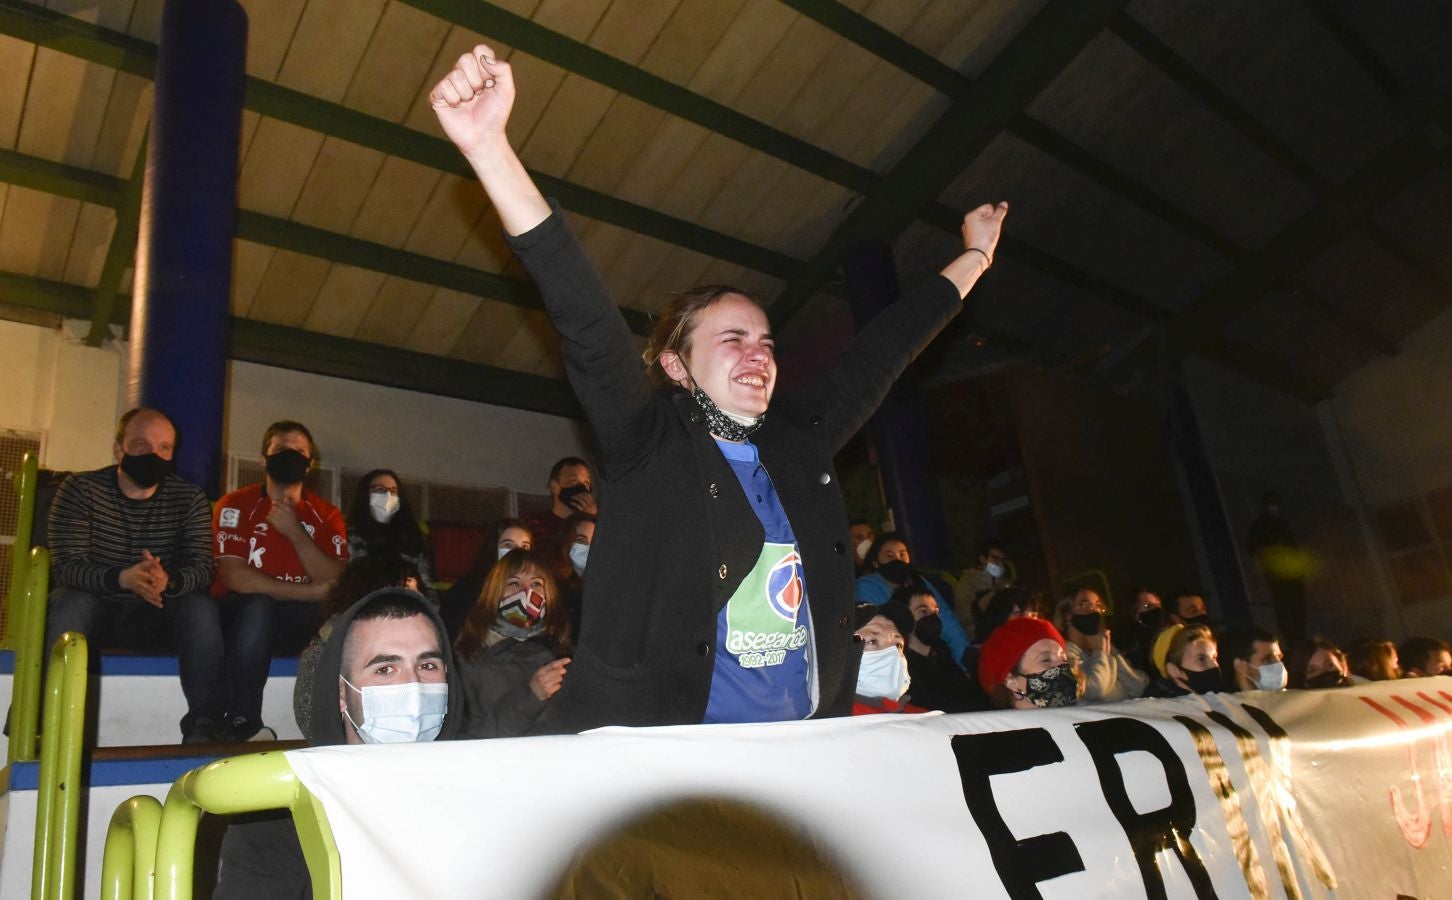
left=285, top=678, right=1452, bottom=899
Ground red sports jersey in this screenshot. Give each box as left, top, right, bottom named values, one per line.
left=211, top=483, right=348, bottom=597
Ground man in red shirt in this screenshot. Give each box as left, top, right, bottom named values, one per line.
left=212, top=420, right=348, bottom=741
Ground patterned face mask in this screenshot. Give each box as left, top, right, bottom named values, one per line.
left=691, top=386, right=764, bottom=441
left=495, top=588, right=547, bottom=640
left=1016, top=663, right=1078, bottom=708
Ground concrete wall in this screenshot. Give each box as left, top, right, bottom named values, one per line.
left=0, top=317, right=590, bottom=494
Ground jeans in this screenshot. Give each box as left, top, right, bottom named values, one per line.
left=45, top=587, right=272, bottom=735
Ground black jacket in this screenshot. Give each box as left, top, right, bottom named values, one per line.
left=512, top=203, right=970, bottom=732
left=214, top=589, right=462, bottom=899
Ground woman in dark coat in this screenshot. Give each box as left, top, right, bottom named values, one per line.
left=430, top=45, right=1006, bottom=731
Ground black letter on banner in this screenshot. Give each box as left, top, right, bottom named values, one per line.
left=1173, top=716, right=1268, bottom=900
left=951, top=730, right=1085, bottom=899
left=1074, top=718, right=1218, bottom=900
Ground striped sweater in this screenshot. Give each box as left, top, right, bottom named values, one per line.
left=47, top=466, right=214, bottom=600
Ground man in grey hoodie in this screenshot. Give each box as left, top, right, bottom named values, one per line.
left=214, top=588, right=464, bottom=898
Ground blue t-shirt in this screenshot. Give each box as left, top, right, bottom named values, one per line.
left=702, top=438, right=814, bottom=723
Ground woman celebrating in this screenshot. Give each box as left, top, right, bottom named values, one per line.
left=431, top=46, right=1007, bottom=731
left=454, top=549, right=572, bottom=738
left=345, top=469, right=436, bottom=601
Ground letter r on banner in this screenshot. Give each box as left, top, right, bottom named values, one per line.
left=951, top=729, right=1085, bottom=900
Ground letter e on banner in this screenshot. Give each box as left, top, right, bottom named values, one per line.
left=951, top=729, right=1085, bottom=899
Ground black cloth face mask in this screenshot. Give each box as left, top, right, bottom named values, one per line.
left=1070, top=612, right=1102, bottom=636
left=120, top=452, right=172, bottom=489
left=914, top=614, right=943, bottom=644
left=265, top=448, right=310, bottom=485
left=691, top=387, right=764, bottom=442
left=1184, top=667, right=1223, bottom=694
left=1136, top=607, right=1166, bottom=631
left=876, top=559, right=912, bottom=586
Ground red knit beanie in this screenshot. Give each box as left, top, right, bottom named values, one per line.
left=978, top=616, right=1066, bottom=693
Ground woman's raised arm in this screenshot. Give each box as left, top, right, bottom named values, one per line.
left=430, top=44, right=552, bottom=236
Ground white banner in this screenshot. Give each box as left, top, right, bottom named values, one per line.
left=286, top=678, right=1452, bottom=899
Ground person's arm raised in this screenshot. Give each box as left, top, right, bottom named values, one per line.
left=430, top=44, right=550, bottom=236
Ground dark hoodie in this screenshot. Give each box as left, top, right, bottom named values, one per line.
left=214, top=589, right=462, bottom=899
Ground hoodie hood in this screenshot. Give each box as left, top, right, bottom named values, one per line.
left=308, top=587, right=464, bottom=746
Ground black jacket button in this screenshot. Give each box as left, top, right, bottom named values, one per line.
left=718, top=564, right=728, bottom=579
left=837, top=615, right=849, bottom=628
left=819, top=472, right=831, bottom=485
left=808, top=415, right=823, bottom=427
left=833, top=542, right=845, bottom=554
left=709, top=482, right=719, bottom=498
left=697, top=641, right=712, bottom=657
left=690, top=411, right=705, bottom=424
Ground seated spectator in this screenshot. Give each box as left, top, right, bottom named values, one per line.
left=292, top=553, right=423, bottom=739
left=553, top=512, right=595, bottom=638
left=45, top=407, right=230, bottom=744
left=1053, top=587, right=1147, bottom=704
left=345, top=468, right=436, bottom=602
left=1121, top=586, right=1165, bottom=674
left=974, top=585, right=1044, bottom=645
left=517, top=456, right=596, bottom=564
left=977, top=616, right=1078, bottom=710
left=215, top=588, right=461, bottom=898
left=454, top=549, right=572, bottom=738
left=1398, top=636, right=1451, bottom=678
left=1169, top=591, right=1211, bottom=627
left=850, top=604, right=923, bottom=715
left=953, top=537, right=1011, bottom=633
left=855, top=531, right=971, bottom=670
left=1290, top=637, right=1351, bottom=689
left=1347, top=638, right=1400, bottom=682
left=1220, top=626, right=1287, bottom=693
left=439, top=518, right=533, bottom=642
left=1145, top=624, right=1222, bottom=697
left=891, top=588, right=985, bottom=713
left=849, top=519, right=876, bottom=576
left=212, top=420, right=349, bottom=742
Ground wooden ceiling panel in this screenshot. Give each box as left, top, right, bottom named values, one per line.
left=300, top=263, right=386, bottom=338
left=401, top=173, right=487, bottom=260
left=275, top=0, right=388, bottom=103
left=1126, top=2, right=1401, bottom=183
left=1223, top=291, right=1372, bottom=388
left=1299, top=231, right=1441, bottom=345
left=43, top=0, right=135, bottom=31
left=1332, top=1, right=1452, bottom=91
left=1028, top=31, right=1317, bottom=249
left=0, top=186, right=79, bottom=282
left=124, top=0, right=164, bottom=42
left=653, top=131, right=750, bottom=224
left=1377, top=167, right=1452, bottom=285
left=860, top=0, right=932, bottom=35
left=695, top=260, right=781, bottom=306
left=971, top=258, right=1142, bottom=362
left=939, top=0, right=1047, bottom=77
left=452, top=207, right=513, bottom=274
left=687, top=0, right=798, bottom=105
left=599, top=230, right=677, bottom=310
left=400, top=25, right=495, bottom=135
left=17, top=50, right=116, bottom=167
left=230, top=240, right=276, bottom=317
left=342, top=1, right=451, bottom=123
left=746, top=169, right=848, bottom=258
left=291, top=137, right=386, bottom=233
left=533, top=0, right=610, bottom=43
left=694, top=149, right=791, bottom=239
left=61, top=201, right=113, bottom=286
left=238, top=109, right=261, bottom=160
left=237, top=117, right=325, bottom=218
left=572, top=215, right=634, bottom=285
left=350, top=154, right=442, bottom=247
left=354, top=275, right=434, bottom=345
left=564, top=94, right=667, bottom=195
left=499, top=52, right=569, bottom=150
left=0, top=35, right=34, bottom=149
left=518, top=72, right=616, bottom=177
left=89, top=72, right=151, bottom=178
left=237, top=0, right=307, bottom=82
left=858, top=82, right=945, bottom=172
left=779, top=37, right=875, bottom=145
left=248, top=249, right=331, bottom=327
left=732, top=14, right=838, bottom=129
left=493, top=308, right=563, bottom=377
left=641, top=245, right=716, bottom=312
left=811, top=64, right=922, bottom=171
left=610, top=114, right=710, bottom=209
left=450, top=297, right=532, bottom=365
left=588, top=0, right=679, bottom=65
left=403, top=286, right=481, bottom=354
left=638, top=0, right=745, bottom=86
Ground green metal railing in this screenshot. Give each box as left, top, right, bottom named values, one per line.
left=101, top=797, right=162, bottom=900
left=4, top=452, right=39, bottom=652
left=10, top=545, right=52, bottom=766
left=32, top=630, right=89, bottom=900
left=141, top=751, right=340, bottom=900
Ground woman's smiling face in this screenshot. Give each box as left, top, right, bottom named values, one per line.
left=672, top=294, right=776, bottom=419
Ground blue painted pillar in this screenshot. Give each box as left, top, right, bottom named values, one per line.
left=843, top=240, right=952, bottom=569
left=127, top=0, right=248, bottom=498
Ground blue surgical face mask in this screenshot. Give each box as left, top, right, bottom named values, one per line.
left=985, top=562, right=1005, bottom=579
left=341, top=677, right=447, bottom=744
left=569, top=542, right=589, bottom=574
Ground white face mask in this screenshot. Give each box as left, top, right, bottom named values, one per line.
left=569, top=542, right=589, bottom=574
left=985, top=562, right=1005, bottom=579
left=1255, top=661, right=1288, bottom=691
left=855, top=539, right=872, bottom=562
left=369, top=492, right=400, bottom=523
left=341, top=678, right=447, bottom=744
left=856, top=646, right=911, bottom=700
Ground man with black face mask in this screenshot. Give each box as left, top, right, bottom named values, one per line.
left=211, top=420, right=349, bottom=742
left=46, top=408, right=224, bottom=743
left=1057, top=588, right=1147, bottom=704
